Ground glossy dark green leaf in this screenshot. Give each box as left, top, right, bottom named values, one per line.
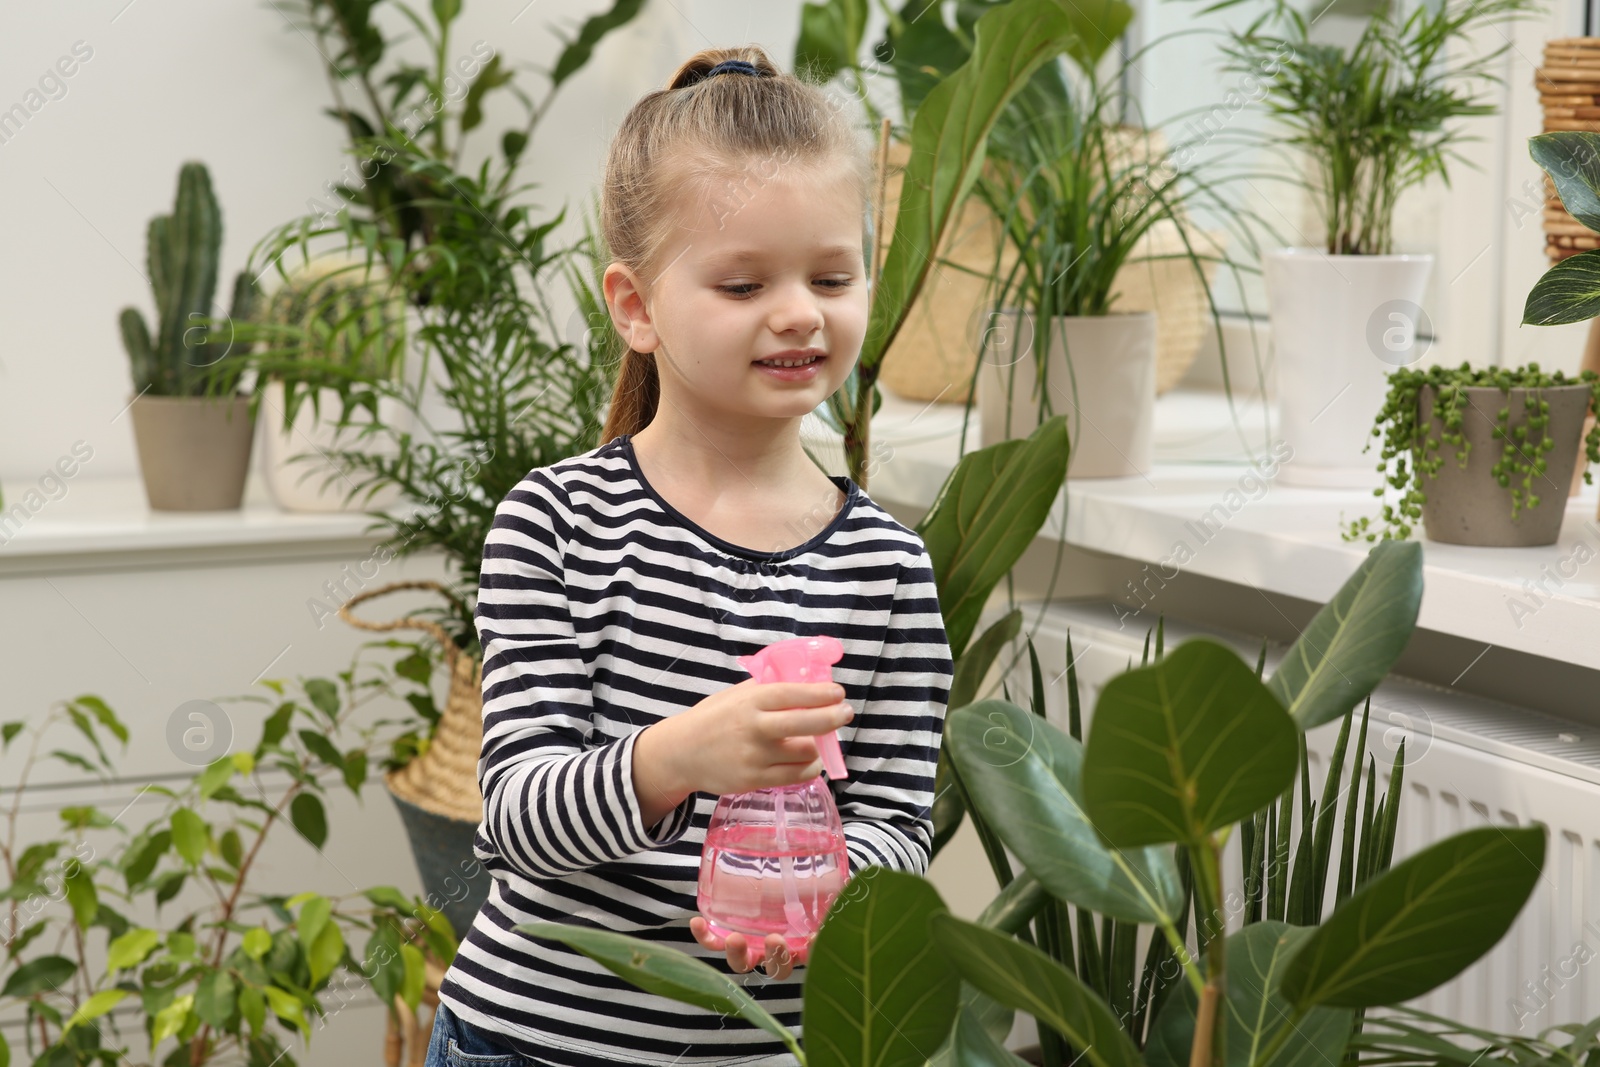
left=803, top=866, right=961, bottom=1067
left=944, top=1002, right=1033, bottom=1066
left=930, top=914, right=1143, bottom=1067
left=1530, top=132, right=1600, bottom=232
left=1142, top=922, right=1353, bottom=1067
left=1523, top=248, right=1600, bottom=326
left=948, top=700, right=1183, bottom=924
left=196, top=970, right=237, bottom=1029
left=1267, top=541, right=1422, bottom=731
left=548, top=0, right=648, bottom=89
left=513, top=921, right=803, bottom=1060
left=1084, top=639, right=1299, bottom=847
left=1282, top=826, right=1546, bottom=1008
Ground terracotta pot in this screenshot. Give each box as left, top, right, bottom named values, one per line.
left=976, top=310, right=1158, bottom=478
left=1417, top=383, right=1591, bottom=547
left=128, top=393, right=255, bottom=511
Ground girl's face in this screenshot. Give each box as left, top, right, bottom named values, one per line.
left=606, top=158, right=869, bottom=431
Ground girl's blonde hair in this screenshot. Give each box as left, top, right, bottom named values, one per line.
left=598, top=44, right=875, bottom=444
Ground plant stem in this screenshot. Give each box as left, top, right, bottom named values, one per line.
left=1188, top=835, right=1227, bottom=1067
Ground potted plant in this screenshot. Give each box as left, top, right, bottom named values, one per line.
left=120, top=161, right=260, bottom=512
left=1210, top=0, right=1541, bottom=487
left=249, top=252, right=410, bottom=513
left=0, top=642, right=458, bottom=1067
left=968, top=15, right=1247, bottom=477
left=514, top=542, right=1546, bottom=1067
left=1344, top=362, right=1600, bottom=546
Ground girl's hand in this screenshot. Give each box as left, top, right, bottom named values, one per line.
left=689, top=916, right=809, bottom=979
left=670, top=678, right=855, bottom=797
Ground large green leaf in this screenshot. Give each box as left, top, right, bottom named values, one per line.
left=1281, top=825, right=1546, bottom=1009
left=1523, top=248, right=1600, bottom=326
left=804, top=867, right=961, bottom=1067
left=1142, top=922, right=1354, bottom=1067
left=948, top=700, right=1184, bottom=924
left=1266, top=541, right=1422, bottom=731
left=512, top=922, right=802, bottom=1061
left=1083, top=638, right=1299, bottom=847
left=1530, top=132, right=1600, bottom=233
left=918, top=416, right=1070, bottom=659
left=930, top=914, right=1143, bottom=1067
left=943, top=1003, right=1033, bottom=1066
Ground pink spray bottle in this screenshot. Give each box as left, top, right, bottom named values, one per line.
left=696, top=636, right=852, bottom=955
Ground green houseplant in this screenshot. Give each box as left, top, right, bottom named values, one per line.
left=1344, top=363, right=1600, bottom=546
left=0, top=639, right=459, bottom=1067
left=250, top=254, right=410, bottom=513
left=513, top=540, right=1546, bottom=1067
left=963, top=8, right=1262, bottom=477
left=1200, top=0, right=1544, bottom=487
left=120, top=161, right=261, bottom=512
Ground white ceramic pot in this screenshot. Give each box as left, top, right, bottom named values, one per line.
left=1265, top=249, right=1434, bottom=488
left=976, top=310, right=1158, bottom=478
left=258, top=379, right=409, bottom=512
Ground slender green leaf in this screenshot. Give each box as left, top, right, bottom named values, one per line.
left=1084, top=638, right=1299, bottom=847
left=513, top=922, right=802, bottom=1060
left=1266, top=541, right=1422, bottom=730
left=1282, top=826, right=1546, bottom=1008
left=106, top=928, right=161, bottom=973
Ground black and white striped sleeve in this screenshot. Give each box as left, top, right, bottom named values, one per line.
left=835, top=545, right=953, bottom=878
left=473, top=472, right=696, bottom=881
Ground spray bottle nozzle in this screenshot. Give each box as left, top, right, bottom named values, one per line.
left=736, top=635, right=848, bottom=780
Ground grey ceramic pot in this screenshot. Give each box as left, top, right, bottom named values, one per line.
left=1417, top=383, right=1592, bottom=547
left=128, top=393, right=256, bottom=511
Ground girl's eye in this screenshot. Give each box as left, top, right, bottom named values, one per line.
left=715, top=280, right=854, bottom=297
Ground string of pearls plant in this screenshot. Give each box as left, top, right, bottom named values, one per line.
left=1344, top=362, right=1600, bottom=542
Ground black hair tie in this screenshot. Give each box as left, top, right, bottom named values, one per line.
left=692, top=59, right=761, bottom=84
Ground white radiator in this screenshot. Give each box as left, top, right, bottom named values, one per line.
left=986, top=599, right=1600, bottom=1034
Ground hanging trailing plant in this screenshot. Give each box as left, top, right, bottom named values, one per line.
left=1343, top=362, right=1600, bottom=542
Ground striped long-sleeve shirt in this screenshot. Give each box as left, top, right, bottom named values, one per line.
left=435, top=432, right=955, bottom=1067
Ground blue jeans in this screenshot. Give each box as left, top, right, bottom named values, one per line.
left=425, top=1001, right=554, bottom=1067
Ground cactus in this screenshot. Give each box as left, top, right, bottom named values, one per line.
left=119, top=161, right=258, bottom=397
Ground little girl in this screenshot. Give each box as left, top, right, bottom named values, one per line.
left=428, top=46, right=954, bottom=1067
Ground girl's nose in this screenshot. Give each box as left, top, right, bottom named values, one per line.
left=769, top=280, right=825, bottom=333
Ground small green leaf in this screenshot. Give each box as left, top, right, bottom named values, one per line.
left=63, top=863, right=97, bottom=929
left=63, top=989, right=129, bottom=1034
left=303, top=679, right=340, bottom=722
left=2, top=956, right=76, bottom=998
left=196, top=970, right=237, bottom=1029
left=297, top=895, right=331, bottom=954
left=308, top=920, right=346, bottom=987
left=399, top=941, right=425, bottom=1011
left=196, top=756, right=234, bottom=800
left=171, top=808, right=208, bottom=866
left=219, top=828, right=243, bottom=869
left=289, top=793, right=327, bottom=850
left=150, top=992, right=193, bottom=1046
left=231, top=750, right=256, bottom=776
left=167, top=930, right=197, bottom=959
left=1, top=721, right=24, bottom=750
left=298, top=729, right=344, bottom=769
left=243, top=927, right=272, bottom=961
left=238, top=984, right=266, bottom=1034
left=263, top=985, right=308, bottom=1040
left=105, top=928, right=161, bottom=973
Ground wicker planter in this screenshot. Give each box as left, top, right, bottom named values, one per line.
left=339, top=580, right=489, bottom=939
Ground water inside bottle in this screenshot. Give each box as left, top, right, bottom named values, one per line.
left=696, top=821, right=849, bottom=954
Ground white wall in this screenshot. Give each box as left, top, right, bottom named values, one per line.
left=0, top=0, right=808, bottom=488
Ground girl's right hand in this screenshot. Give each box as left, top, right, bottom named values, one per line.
left=670, top=678, right=854, bottom=796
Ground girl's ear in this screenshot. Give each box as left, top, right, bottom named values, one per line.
left=604, top=262, right=660, bottom=354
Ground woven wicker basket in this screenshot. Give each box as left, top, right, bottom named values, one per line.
left=338, top=579, right=484, bottom=822
left=877, top=129, right=1221, bottom=402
